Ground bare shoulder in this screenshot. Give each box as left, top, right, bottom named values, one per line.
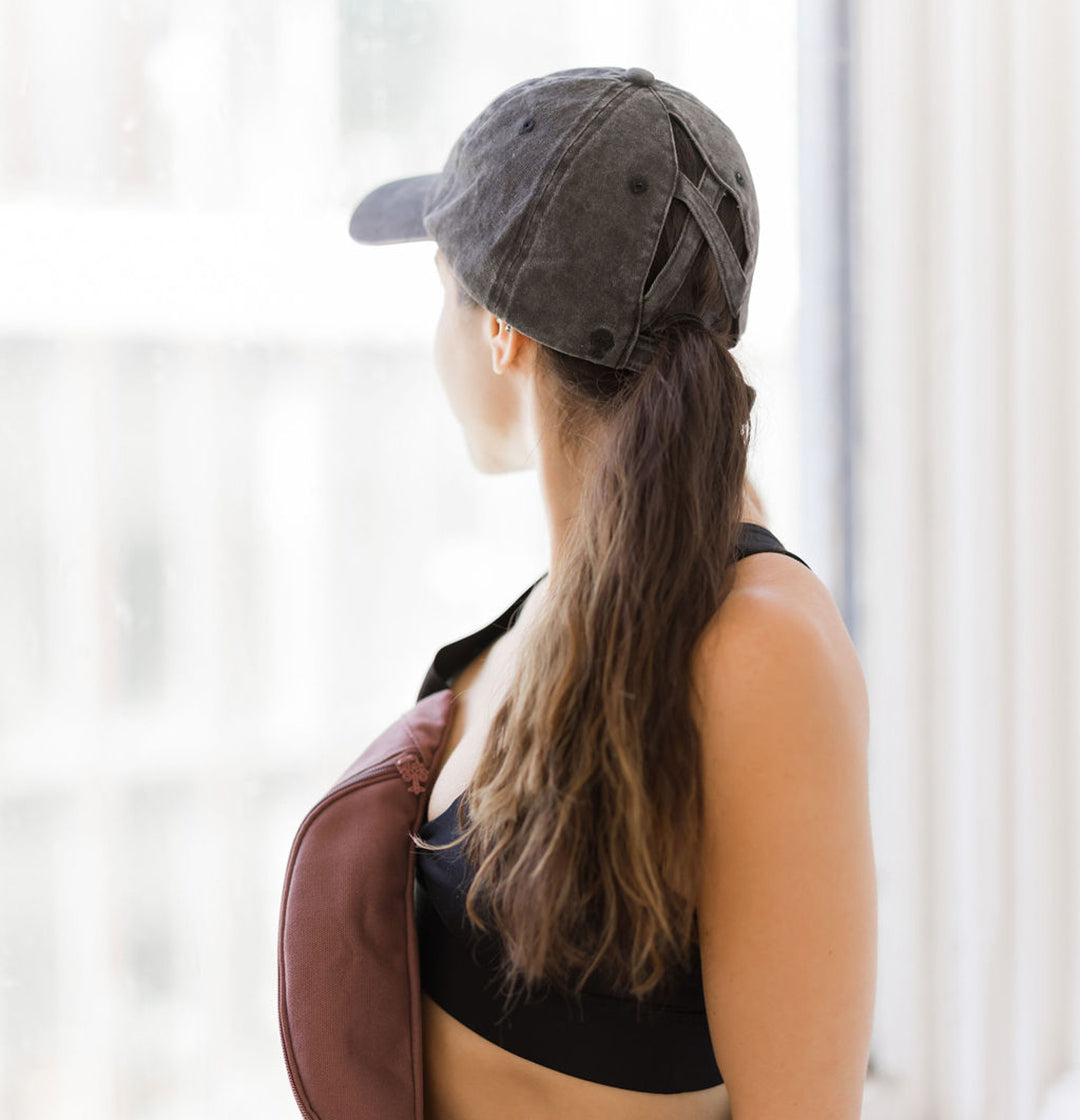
left=691, top=545, right=868, bottom=742
left=688, top=547, right=877, bottom=1119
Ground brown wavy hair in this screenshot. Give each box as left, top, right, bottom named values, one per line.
left=413, top=115, right=758, bottom=1015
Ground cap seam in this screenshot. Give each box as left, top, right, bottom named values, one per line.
left=494, top=80, right=638, bottom=320
left=615, top=87, right=679, bottom=371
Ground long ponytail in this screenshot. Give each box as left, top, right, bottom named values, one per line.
left=417, top=115, right=758, bottom=1013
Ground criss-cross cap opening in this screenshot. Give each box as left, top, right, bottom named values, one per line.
left=642, top=168, right=749, bottom=326
left=622, top=114, right=752, bottom=371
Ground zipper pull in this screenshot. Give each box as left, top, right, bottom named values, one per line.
left=396, top=753, right=430, bottom=795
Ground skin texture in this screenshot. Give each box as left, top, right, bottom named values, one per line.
left=423, top=247, right=878, bottom=1120
left=689, top=561, right=877, bottom=1119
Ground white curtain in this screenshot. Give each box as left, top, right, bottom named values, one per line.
left=852, top=1, right=1080, bottom=1117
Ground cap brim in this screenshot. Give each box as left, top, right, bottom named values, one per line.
left=348, top=172, right=441, bottom=244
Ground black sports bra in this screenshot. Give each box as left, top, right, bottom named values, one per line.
left=413, top=522, right=812, bottom=1094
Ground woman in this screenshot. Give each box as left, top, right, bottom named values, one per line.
left=349, top=66, right=876, bottom=1120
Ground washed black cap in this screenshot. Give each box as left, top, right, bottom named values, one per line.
left=348, top=65, right=759, bottom=371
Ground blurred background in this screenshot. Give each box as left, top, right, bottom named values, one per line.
left=0, top=1, right=1076, bottom=1118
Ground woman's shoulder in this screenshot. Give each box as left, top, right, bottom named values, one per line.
left=690, top=539, right=877, bottom=1117
left=691, top=537, right=868, bottom=748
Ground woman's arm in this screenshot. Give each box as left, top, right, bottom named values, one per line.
left=692, top=577, right=877, bottom=1119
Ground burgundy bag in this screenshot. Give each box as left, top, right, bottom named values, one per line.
left=277, top=686, right=456, bottom=1120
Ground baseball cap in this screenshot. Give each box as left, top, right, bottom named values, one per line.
left=348, top=65, right=759, bottom=372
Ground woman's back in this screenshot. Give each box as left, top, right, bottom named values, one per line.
left=414, top=521, right=813, bottom=1120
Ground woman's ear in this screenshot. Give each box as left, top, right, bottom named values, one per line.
left=489, top=316, right=514, bottom=375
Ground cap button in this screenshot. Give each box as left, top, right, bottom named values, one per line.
left=624, top=67, right=655, bottom=87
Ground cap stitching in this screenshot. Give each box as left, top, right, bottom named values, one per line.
left=493, top=80, right=637, bottom=321
left=615, top=88, right=680, bottom=371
